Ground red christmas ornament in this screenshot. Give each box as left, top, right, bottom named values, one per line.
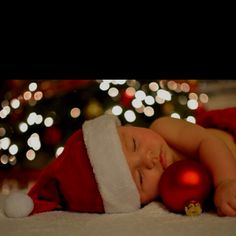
left=159, top=160, right=212, bottom=216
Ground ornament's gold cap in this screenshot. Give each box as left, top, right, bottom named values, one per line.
left=185, top=200, right=202, bottom=216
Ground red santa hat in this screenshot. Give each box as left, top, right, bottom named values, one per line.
left=3, top=114, right=140, bottom=218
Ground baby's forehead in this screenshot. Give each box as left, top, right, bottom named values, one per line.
left=117, top=125, right=136, bottom=136
left=118, top=125, right=149, bottom=134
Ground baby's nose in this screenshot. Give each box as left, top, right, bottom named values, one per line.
left=144, top=153, right=158, bottom=169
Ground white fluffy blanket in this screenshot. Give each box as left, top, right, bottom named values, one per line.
left=1, top=192, right=236, bottom=236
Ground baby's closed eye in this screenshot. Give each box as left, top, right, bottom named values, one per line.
left=133, top=138, right=137, bottom=152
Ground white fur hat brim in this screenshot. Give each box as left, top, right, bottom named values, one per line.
left=82, top=114, right=140, bottom=213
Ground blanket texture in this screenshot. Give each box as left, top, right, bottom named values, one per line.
left=1, top=192, right=236, bottom=236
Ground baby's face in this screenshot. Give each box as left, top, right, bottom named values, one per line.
left=118, top=126, right=175, bottom=205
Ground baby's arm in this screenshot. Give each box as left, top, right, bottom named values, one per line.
left=150, top=117, right=236, bottom=216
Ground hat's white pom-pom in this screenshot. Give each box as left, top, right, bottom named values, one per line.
left=3, top=192, right=34, bottom=218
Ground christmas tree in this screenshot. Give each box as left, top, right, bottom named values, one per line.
left=0, top=79, right=207, bottom=170
left=0, top=79, right=208, bottom=191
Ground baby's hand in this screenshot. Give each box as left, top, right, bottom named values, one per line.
left=214, top=179, right=236, bottom=216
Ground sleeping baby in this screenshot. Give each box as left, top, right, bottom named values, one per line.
left=4, top=108, right=236, bottom=217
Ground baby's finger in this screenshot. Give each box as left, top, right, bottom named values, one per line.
left=221, top=203, right=236, bottom=217
left=228, top=198, right=236, bottom=211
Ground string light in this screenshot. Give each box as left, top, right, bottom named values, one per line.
left=174, top=83, right=182, bottom=93
left=26, top=149, right=36, bottom=161
left=132, top=99, right=143, bottom=109
left=23, top=91, right=32, bottom=100
left=44, top=117, right=54, bottom=127
left=126, top=87, right=136, bottom=96
left=167, top=81, right=177, bottom=91
left=27, top=133, right=41, bottom=151
left=186, top=116, right=196, bottom=123
left=108, top=87, right=119, bottom=97
left=144, top=95, right=155, bottom=105
left=157, top=89, right=172, bottom=101
left=10, top=98, right=20, bottom=109
left=0, top=79, right=210, bottom=170
left=9, top=144, right=18, bottom=155
left=70, top=107, right=81, bottom=118
left=112, top=80, right=127, bottom=85
left=124, top=110, right=136, bottom=122
left=135, top=105, right=145, bottom=114
left=0, top=137, right=11, bottom=150
left=35, top=114, right=43, bottom=124
left=135, top=90, right=146, bottom=101
left=19, top=122, right=28, bottom=133
left=96, top=80, right=207, bottom=127
left=112, top=105, right=123, bottom=116
left=199, top=93, right=209, bottom=103
left=0, top=127, right=6, bottom=137
left=149, top=82, right=159, bottom=92
left=56, top=147, right=64, bottom=157
left=180, top=83, right=190, bottom=93
left=27, top=112, right=38, bottom=126
left=0, top=154, right=8, bottom=165
left=187, top=99, right=198, bottom=110
left=171, top=113, right=181, bottom=119
left=155, top=96, right=165, bottom=104
left=99, top=81, right=110, bottom=91
left=34, top=91, right=43, bottom=101
left=0, top=81, right=56, bottom=167
left=28, top=82, right=38, bottom=92
left=144, top=106, right=154, bottom=117
left=189, top=92, right=198, bottom=100
left=9, top=155, right=17, bottom=165
left=0, top=106, right=11, bottom=118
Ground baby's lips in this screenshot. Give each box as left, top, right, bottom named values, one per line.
left=160, top=156, right=165, bottom=169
